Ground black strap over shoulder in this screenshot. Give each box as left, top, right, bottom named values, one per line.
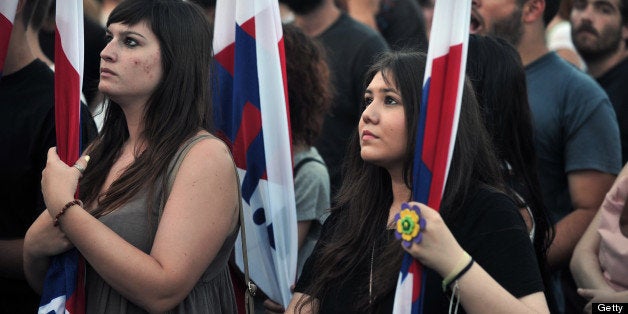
left=293, top=157, right=325, bottom=177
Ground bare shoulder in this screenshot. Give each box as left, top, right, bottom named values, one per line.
left=183, top=132, right=235, bottom=171
left=170, top=132, right=238, bottom=212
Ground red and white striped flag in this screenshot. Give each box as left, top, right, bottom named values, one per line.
left=54, top=0, right=84, bottom=161
left=392, top=0, right=471, bottom=313
left=0, top=0, right=19, bottom=78
left=38, top=1, right=86, bottom=313
left=213, top=0, right=298, bottom=308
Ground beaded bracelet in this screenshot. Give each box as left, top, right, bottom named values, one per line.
left=442, top=252, right=474, bottom=291
left=53, top=199, right=83, bottom=226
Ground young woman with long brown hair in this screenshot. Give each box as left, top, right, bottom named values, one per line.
left=287, top=51, right=550, bottom=313
left=23, top=1, right=239, bottom=312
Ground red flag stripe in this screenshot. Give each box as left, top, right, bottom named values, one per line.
left=54, top=28, right=81, bottom=165
left=425, top=44, right=463, bottom=210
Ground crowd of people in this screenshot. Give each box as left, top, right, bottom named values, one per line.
left=1, top=0, right=626, bottom=313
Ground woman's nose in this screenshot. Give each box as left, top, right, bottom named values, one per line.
left=361, top=102, right=379, bottom=124
left=100, top=41, right=116, bottom=62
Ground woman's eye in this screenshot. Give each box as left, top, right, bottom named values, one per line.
left=124, top=37, right=139, bottom=47
left=104, top=34, right=113, bottom=43
left=385, top=96, right=398, bottom=105
left=363, top=96, right=373, bottom=108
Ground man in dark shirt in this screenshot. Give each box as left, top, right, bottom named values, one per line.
left=571, top=0, right=628, bottom=164
left=0, top=1, right=97, bottom=312
left=470, top=0, right=621, bottom=312
left=280, top=0, right=389, bottom=197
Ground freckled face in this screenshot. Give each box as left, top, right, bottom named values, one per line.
left=359, top=71, right=407, bottom=172
left=99, top=21, right=162, bottom=106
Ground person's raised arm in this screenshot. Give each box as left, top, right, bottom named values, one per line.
left=30, top=139, right=238, bottom=312
left=403, top=202, right=550, bottom=314
left=548, top=170, right=615, bottom=269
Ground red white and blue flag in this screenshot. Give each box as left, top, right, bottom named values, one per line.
left=0, top=0, right=18, bottom=78
left=39, top=1, right=86, bottom=313
left=392, top=0, right=471, bottom=313
left=213, top=0, right=298, bottom=308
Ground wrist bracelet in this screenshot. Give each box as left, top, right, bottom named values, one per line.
left=53, top=199, right=83, bottom=226
left=441, top=252, right=474, bottom=291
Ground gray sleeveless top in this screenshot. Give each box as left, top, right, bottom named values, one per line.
left=85, top=134, right=239, bottom=313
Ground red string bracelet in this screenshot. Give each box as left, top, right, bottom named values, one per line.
left=53, top=199, right=83, bottom=226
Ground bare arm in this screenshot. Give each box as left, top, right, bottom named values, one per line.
left=454, top=265, right=549, bottom=314
left=24, top=211, right=74, bottom=293
left=297, top=221, right=312, bottom=250
left=580, top=289, right=628, bottom=314
left=27, top=139, right=239, bottom=312
left=570, top=165, right=628, bottom=290
left=404, top=203, right=550, bottom=314
left=286, top=292, right=318, bottom=314
left=548, top=170, right=615, bottom=269
left=569, top=209, right=613, bottom=290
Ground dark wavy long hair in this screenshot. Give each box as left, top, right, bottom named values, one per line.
left=466, top=34, right=555, bottom=309
left=79, top=0, right=213, bottom=218
left=296, top=51, right=503, bottom=312
left=283, top=24, right=332, bottom=146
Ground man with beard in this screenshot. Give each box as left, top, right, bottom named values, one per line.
left=280, top=0, right=389, bottom=198
left=470, top=0, right=621, bottom=312
left=571, top=0, right=628, bottom=165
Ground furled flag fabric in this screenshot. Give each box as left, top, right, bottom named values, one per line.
left=213, top=0, right=298, bottom=307
left=39, top=1, right=86, bottom=313
left=0, top=0, right=19, bottom=78
left=392, top=0, right=471, bottom=313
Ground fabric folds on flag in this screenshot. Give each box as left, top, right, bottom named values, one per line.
left=213, top=0, right=297, bottom=308
left=0, top=0, right=19, bottom=78
left=392, top=0, right=471, bottom=313
left=39, top=1, right=85, bottom=313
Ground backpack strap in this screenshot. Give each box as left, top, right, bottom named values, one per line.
left=293, top=157, right=325, bottom=177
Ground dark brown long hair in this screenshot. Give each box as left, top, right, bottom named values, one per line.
left=297, top=51, right=503, bottom=312
left=466, top=34, right=555, bottom=310
left=283, top=24, right=332, bottom=146
left=79, top=0, right=214, bottom=218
